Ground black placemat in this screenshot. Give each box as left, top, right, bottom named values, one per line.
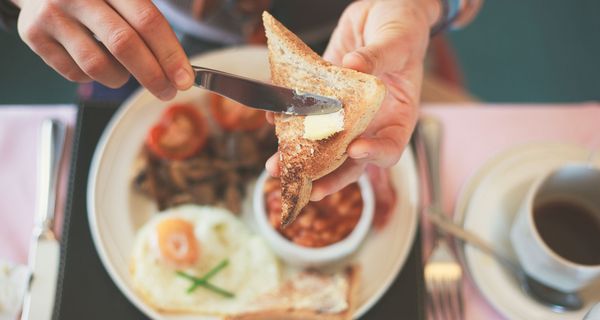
left=53, top=102, right=424, bottom=320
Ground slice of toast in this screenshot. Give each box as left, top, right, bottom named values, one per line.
left=262, top=12, right=386, bottom=227
left=225, top=266, right=360, bottom=320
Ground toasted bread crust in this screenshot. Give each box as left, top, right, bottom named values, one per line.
left=225, top=266, right=360, bottom=320
left=262, top=12, right=386, bottom=226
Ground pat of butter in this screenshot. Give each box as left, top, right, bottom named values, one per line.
left=303, top=109, right=345, bottom=141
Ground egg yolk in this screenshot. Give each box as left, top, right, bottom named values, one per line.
left=156, top=218, right=200, bottom=267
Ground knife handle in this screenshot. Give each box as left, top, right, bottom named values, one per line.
left=35, top=119, right=66, bottom=239
left=415, top=116, right=443, bottom=213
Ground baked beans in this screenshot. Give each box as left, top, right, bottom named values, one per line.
left=264, top=178, right=363, bottom=248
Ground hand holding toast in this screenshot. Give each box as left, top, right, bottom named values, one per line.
left=266, top=0, right=440, bottom=201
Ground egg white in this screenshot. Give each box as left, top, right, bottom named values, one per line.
left=130, top=205, right=281, bottom=315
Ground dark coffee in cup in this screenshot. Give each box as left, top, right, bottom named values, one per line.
left=511, top=164, right=600, bottom=292
left=534, top=199, right=600, bottom=266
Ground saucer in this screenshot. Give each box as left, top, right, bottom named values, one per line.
left=453, top=143, right=600, bottom=320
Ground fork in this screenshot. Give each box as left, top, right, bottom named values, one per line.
left=425, top=235, right=464, bottom=320
left=416, top=117, right=465, bottom=320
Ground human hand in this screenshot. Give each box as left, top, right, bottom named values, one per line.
left=266, top=0, right=440, bottom=200
left=12, top=0, right=194, bottom=100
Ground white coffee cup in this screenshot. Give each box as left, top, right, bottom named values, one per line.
left=510, top=163, right=600, bottom=292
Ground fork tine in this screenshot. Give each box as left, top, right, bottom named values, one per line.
left=426, top=285, right=436, bottom=320
left=425, top=240, right=464, bottom=320
left=428, top=278, right=441, bottom=320
left=456, top=278, right=465, bottom=320
left=447, top=276, right=460, bottom=320
left=438, top=279, right=449, bottom=320
left=442, top=277, right=456, bottom=320
left=443, top=276, right=456, bottom=320
left=447, top=276, right=464, bottom=320
left=435, top=278, right=451, bottom=320
left=432, top=278, right=444, bottom=320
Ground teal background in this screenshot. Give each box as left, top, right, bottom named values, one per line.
left=1, top=0, right=599, bottom=104
left=0, top=30, right=78, bottom=104
left=449, top=0, right=600, bottom=103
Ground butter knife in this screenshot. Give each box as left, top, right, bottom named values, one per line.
left=192, top=65, right=342, bottom=115
left=21, top=119, right=66, bottom=320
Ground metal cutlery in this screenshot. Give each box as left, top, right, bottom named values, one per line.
left=429, top=213, right=584, bottom=311
left=424, top=240, right=465, bottom=320
left=416, top=117, right=465, bottom=320
left=416, top=116, right=583, bottom=313
left=192, top=65, right=342, bottom=116
left=21, top=119, right=67, bottom=320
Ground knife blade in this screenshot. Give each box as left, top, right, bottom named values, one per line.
left=21, top=239, right=60, bottom=320
left=192, top=65, right=343, bottom=115
left=21, top=119, right=66, bottom=320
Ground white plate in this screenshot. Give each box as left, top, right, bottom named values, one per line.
left=87, top=46, right=419, bottom=320
left=454, top=143, right=600, bottom=320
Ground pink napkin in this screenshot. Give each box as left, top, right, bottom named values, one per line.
left=421, top=103, right=600, bottom=320
left=0, top=105, right=76, bottom=265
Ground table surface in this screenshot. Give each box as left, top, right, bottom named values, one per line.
left=1, top=102, right=599, bottom=320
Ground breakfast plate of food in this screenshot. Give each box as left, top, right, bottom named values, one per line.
left=88, top=13, right=419, bottom=320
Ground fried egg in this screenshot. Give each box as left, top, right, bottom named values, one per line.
left=130, top=205, right=281, bottom=315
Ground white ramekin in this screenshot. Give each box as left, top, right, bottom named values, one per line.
left=253, top=170, right=374, bottom=267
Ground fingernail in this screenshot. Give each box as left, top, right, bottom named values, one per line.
left=159, top=87, right=177, bottom=101
left=265, top=161, right=277, bottom=176
left=310, top=190, right=324, bottom=202
left=174, top=68, right=192, bottom=88
left=352, top=152, right=369, bottom=159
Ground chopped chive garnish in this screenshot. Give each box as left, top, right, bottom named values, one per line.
left=176, top=259, right=235, bottom=298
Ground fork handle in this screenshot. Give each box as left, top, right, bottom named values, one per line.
left=416, top=116, right=443, bottom=213
left=428, top=212, right=522, bottom=274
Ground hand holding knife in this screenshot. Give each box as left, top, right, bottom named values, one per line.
left=21, top=119, right=66, bottom=320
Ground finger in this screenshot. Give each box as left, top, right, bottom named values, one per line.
left=342, top=19, right=420, bottom=76
left=50, top=18, right=129, bottom=88
left=322, top=1, right=370, bottom=65
left=20, top=29, right=91, bottom=83
left=311, top=160, right=366, bottom=201
left=348, top=136, right=402, bottom=168
left=265, top=153, right=280, bottom=177
left=45, top=45, right=93, bottom=83
left=74, top=2, right=176, bottom=100
left=322, top=23, right=347, bottom=65
left=342, top=41, right=409, bottom=76
left=107, top=0, right=194, bottom=90
left=265, top=112, right=275, bottom=124
left=348, top=125, right=408, bottom=168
